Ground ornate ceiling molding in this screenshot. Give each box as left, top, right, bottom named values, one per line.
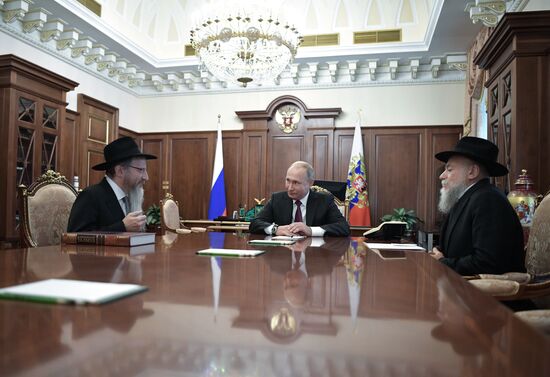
left=1, top=0, right=467, bottom=96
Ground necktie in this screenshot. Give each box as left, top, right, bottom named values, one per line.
left=123, top=196, right=130, bottom=215
left=294, top=200, right=303, bottom=222
left=293, top=252, right=301, bottom=269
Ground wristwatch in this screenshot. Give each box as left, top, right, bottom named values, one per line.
left=271, top=224, right=279, bottom=235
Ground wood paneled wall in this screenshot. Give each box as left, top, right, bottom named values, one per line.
left=137, top=96, right=461, bottom=229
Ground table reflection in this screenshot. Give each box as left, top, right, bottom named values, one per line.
left=0, top=233, right=547, bottom=377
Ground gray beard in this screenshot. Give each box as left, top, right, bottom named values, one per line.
left=128, top=185, right=144, bottom=213
left=438, top=182, right=468, bottom=214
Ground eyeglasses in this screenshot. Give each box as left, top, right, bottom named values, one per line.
left=128, top=165, right=147, bottom=174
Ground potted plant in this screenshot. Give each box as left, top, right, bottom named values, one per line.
left=381, top=208, right=422, bottom=238
left=145, top=204, right=161, bottom=234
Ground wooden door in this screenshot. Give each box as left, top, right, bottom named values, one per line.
left=77, top=94, right=118, bottom=188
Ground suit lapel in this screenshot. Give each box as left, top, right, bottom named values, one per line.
left=283, top=194, right=293, bottom=224
left=443, top=179, right=488, bottom=250
left=100, top=178, right=125, bottom=219
left=305, top=191, right=316, bottom=226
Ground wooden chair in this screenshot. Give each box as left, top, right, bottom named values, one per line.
left=468, top=192, right=550, bottom=307
left=160, top=193, right=206, bottom=234
left=310, top=185, right=349, bottom=220
left=18, top=170, right=78, bottom=247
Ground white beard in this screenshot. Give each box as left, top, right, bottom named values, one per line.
left=127, top=185, right=144, bottom=213
left=438, top=181, right=468, bottom=214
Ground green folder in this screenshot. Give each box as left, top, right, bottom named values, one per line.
left=0, top=279, right=147, bottom=305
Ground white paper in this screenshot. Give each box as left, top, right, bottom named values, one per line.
left=364, top=242, right=426, bottom=251
left=0, top=279, right=147, bottom=305
left=271, top=236, right=306, bottom=241
left=248, top=239, right=296, bottom=246
left=197, top=248, right=265, bottom=257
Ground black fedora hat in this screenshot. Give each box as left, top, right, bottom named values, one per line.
left=435, top=136, right=508, bottom=177
left=92, top=137, right=157, bottom=171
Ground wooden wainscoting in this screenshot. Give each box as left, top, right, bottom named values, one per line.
left=139, top=126, right=460, bottom=230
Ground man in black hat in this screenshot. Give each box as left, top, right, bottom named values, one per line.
left=429, top=136, right=525, bottom=275
left=67, top=137, right=157, bottom=232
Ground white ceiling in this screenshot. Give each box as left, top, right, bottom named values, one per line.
left=3, top=0, right=534, bottom=94
left=97, top=0, right=438, bottom=62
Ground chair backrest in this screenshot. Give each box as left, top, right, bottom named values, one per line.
left=160, top=193, right=181, bottom=231
left=310, top=185, right=348, bottom=220
left=525, top=193, right=550, bottom=308
left=526, top=193, right=550, bottom=275
left=18, top=170, right=78, bottom=247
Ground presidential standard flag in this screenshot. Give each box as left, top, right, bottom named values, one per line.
left=208, top=116, right=227, bottom=220
left=346, top=121, right=371, bottom=226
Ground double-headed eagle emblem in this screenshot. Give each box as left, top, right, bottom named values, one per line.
left=275, top=105, right=301, bottom=134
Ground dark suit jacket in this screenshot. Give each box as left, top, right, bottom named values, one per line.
left=439, top=178, right=525, bottom=275
left=249, top=190, right=350, bottom=237
left=67, top=178, right=126, bottom=232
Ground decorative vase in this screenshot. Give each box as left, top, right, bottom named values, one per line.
left=507, top=169, right=538, bottom=228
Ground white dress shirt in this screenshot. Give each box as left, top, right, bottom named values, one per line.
left=105, top=175, right=128, bottom=215
left=265, top=191, right=326, bottom=236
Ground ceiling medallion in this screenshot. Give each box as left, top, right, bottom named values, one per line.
left=190, top=3, right=302, bottom=87
left=275, top=106, right=301, bottom=134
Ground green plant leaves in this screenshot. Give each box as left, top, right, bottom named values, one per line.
left=380, top=207, right=421, bottom=230
left=146, top=204, right=160, bottom=225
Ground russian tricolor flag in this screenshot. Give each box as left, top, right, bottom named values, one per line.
left=208, top=115, right=227, bottom=220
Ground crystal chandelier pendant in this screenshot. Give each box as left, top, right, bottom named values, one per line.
left=190, top=4, right=301, bottom=87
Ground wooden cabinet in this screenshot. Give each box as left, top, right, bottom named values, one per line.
left=474, top=11, right=550, bottom=194
left=0, top=55, right=78, bottom=246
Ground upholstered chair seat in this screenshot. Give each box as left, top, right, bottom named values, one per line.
left=19, top=170, right=78, bottom=247
left=515, top=310, right=550, bottom=336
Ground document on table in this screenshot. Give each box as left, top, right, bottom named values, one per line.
left=196, top=248, right=266, bottom=257
left=364, top=242, right=426, bottom=251
left=271, top=236, right=306, bottom=241
left=0, top=279, right=147, bottom=305
left=248, top=239, right=296, bottom=246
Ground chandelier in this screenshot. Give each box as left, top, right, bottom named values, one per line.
left=190, top=4, right=301, bottom=87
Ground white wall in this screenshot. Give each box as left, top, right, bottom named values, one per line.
left=0, top=32, right=140, bottom=128
left=137, top=83, right=465, bottom=132
left=2, top=31, right=465, bottom=133
left=524, top=0, right=550, bottom=11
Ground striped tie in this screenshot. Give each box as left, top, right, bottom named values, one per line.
left=123, top=196, right=130, bottom=215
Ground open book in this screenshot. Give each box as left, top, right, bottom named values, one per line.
left=363, top=221, right=407, bottom=239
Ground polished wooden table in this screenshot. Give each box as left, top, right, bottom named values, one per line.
left=0, top=233, right=548, bottom=376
